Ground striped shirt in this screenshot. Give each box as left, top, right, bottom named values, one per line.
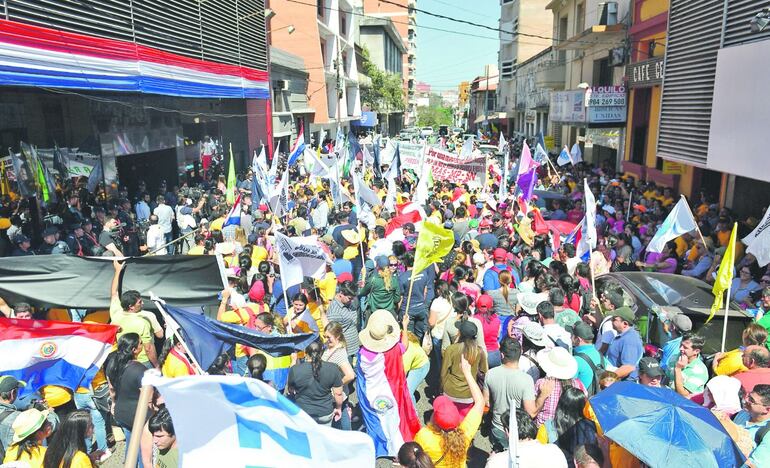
left=326, top=299, right=360, bottom=356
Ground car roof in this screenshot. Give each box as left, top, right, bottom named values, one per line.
left=606, top=272, right=750, bottom=319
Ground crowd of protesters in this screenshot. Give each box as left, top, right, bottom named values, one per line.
left=0, top=132, right=769, bottom=468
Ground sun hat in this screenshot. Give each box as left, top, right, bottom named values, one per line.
left=521, top=321, right=549, bottom=347
left=536, top=347, right=578, bottom=380
left=517, top=292, right=548, bottom=315
left=359, top=309, right=401, bottom=353
left=11, top=408, right=50, bottom=444
left=0, top=218, right=10, bottom=230
left=341, top=229, right=361, bottom=244
left=432, top=395, right=462, bottom=431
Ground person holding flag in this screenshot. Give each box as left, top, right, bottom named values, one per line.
left=711, top=223, right=738, bottom=352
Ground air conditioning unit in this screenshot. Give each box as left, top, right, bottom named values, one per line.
left=275, top=80, right=289, bottom=91
left=599, top=2, right=618, bottom=25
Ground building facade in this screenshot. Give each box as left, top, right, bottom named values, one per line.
left=498, top=0, right=554, bottom=138
left=268, top=0, right=362, bottom=146
left=363, top=0, right=417, bottom=126
left=469, top=65, right=499, bottom=133
left=658, top=0, right=770, bottom=216
left=0, top=0, right=270, bottom=193
left=513, top=47, right=559, bottom=138
left=546, top=0, right=630, bottom=166
left=270, top=47, right=312, bottom=152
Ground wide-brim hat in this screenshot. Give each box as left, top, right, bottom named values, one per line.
left=521, top=321, right=549, bottom=347
left=11, top=408, right=50, bottom=444
left=359, top=309, right=400, bottom=353
left=536, top=347, right=578, bottom=380
left=341, top=229, right=361, bottom=244
left=517, top=292, right=548, bottom=315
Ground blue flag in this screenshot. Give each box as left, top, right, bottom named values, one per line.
left=347, top=130, right=362, bottom=162
left=162, top=304, right=318, bottom=371
left=372, top=135, right=382, bottom=178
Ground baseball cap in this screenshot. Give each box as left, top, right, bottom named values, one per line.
left=570, top=321, right=595, bottom=341
left=0, top=375, right=26, bottom=393
left=638, top=357, right=664, bottom=378
left=493, top=248, right=507, bottom=262
left=611, top=306, right=636, bottom=324
left=457, top=320, right=478, bottom=339
left=476, top=294, right=493, bottom=309
left=671, top=313, right=692, bottom=332
left=432, top=395, right=462, bottom=431
left=42, top=227, right=58, bottom=237
left=14, top=234, right=30, bottom=244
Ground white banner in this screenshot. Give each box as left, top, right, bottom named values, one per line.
left=274, top=232, right=330, bottom=288
left=398, top=142, right=424, bottom=172
left=424, top=146, right=486, bottom=185
left=744, top=206, right=770, bottom=267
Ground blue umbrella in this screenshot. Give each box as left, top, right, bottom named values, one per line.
left=590, top=381, right=745, bottom=468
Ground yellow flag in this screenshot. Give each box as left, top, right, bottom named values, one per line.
left=709, top=222, right=738, bottom=323
left=412, top=219, right=454, bottom=275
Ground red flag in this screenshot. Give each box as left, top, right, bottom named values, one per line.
left=385, top=210, right=422, bottom=236
left=532, top=208, right=550, bottom=235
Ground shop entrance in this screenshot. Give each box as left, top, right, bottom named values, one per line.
left=116, top=148, right=178, bottom=199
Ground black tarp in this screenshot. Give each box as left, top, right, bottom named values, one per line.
left=0, top=255, right=224, bottom=309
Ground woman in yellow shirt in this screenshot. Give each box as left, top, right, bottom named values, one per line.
left=401, top=316, right=430, bottom=409
left=3, top=408, right=53, bottom=467
left=159, top=337, right=196, bottom=378
left=43, top=410, right=96, bottom=468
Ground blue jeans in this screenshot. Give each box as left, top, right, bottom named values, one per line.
left=121, top=426, right=144, bottom=468
left=406, top=362, right=430, bottom=408
left=73, top=392, right=107, bottom=451
left=407, top=310, right=428, bottom=343
left=491, top=425, right=509, bottom=450
left=164, top=232, right=174, bottom=255
left=232, top=356, right=248, bottom=377
left=487, top=349, right=502, bottom=369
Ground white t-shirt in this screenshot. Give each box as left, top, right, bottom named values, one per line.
left=485, top=440, right=568, bottom=468
left=154, top=203, right=174, bottom=234
left=146, top=224, right=165, bottom=255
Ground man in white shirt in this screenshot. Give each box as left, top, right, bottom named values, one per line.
left=485, top=407, right=567, bottom=468
left=145, top=215, right=165, bottom=255
left=538, top=301, right=572, bottom=351
left=153, top=195, right=175, bottom=254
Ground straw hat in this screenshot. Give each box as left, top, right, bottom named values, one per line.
left=359, top=309, right=400, bottom=353
left=536, top=347, right=578, bottom=380
left=11, top=408, right=50, bottom=444
left=341, top=229, right=361, bottom=244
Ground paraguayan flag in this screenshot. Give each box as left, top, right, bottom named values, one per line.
left=145, top=374, right=375, bottom=468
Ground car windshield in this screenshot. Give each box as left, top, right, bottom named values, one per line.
left=636, top=275, right=713, bottom=308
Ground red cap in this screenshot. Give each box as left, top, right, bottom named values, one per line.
left=493, top=248, right=507, bottom=261
left=432, top=396, right=462, bottom=431
left=336, top=272, right=354, bottom=283
left=248, top=281, right=265, bottom=302
left=476, top=294, right=494, bottom=309
left=479, top=219, right=492, bottom=228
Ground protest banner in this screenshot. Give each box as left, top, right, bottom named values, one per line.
left=424, top=146, right=486, bottom=185
left=398, top=142, right=424, bottom=172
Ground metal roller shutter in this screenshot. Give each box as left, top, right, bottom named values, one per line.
left=657, top=0, right=723, bottom=166
left=723, top=0, right=770, bottom=47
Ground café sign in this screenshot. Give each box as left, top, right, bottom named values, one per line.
left=626, top=56, right=665, bottom=87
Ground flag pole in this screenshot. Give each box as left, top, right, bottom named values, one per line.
left=152, top=297, right=206, bottom=374
left=123, top=375, right=156, bottom=468
left=403, top=270, right=416, bottom=324
left=626, top=190, right=633, bottom=223
left=720, top=283, right=732, bottom=353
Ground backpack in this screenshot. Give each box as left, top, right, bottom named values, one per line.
left=574, top=352, right=606, bottom=396
left=0, top=407, right=17, bottom=460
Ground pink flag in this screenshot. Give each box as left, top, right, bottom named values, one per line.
left=516, top=142, right=538, bottom=178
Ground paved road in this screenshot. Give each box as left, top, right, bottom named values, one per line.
left=102, top=381, right=495, bottom=467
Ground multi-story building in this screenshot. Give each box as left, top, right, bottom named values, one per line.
left=513, top=47, right=559, bottom=138
left=657, top=0, right=770, bottom=215
left=546, top=0, right=630, bottom=165
left=457, top=81, right=471, bottom=129
left=415, top=82, right=432, bottom=108
left=363, top=0, right=417, bottom=126
left=270, top=47, right=312, bottom=151
left=0, top=0, right=270, bottom=193
left=468, top=65, right=499, bottom=133
left=268, top=0, right=362, bottom=146
left=358, top=16, right=406, bottom=135
left=498, top=0, right=553, bottom=137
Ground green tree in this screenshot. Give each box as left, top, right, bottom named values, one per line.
left=416, top=105, right=452, bottom=128
left=359, top=48, right=405, bottom=113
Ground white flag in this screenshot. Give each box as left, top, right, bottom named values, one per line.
left=498, top=133, right=507, bottom=153
left=570, top=143, right=583, bottom=164
left=460, top=136, right=474, bottom=158
left=384, top=176, right=397, bottom=213
left=354, top=172, right=381, bottom=207
left=146, top=374, right=374, bottom=468
left=275, top=232, right=330, bottom=288
left=269, top=170, right=289, bottom=217
left=577, top=178, right=597, bottom=260
left=744, top=206, right=770, bottom=267
left=647, top=197, right=698, bottom=253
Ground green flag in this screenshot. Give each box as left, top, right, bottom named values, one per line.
left=226, top=143, right=236, bottom=204
left=36, top=159, right=49, bottom=204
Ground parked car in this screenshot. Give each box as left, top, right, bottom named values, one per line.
left=595, top=272, right=752, bottom=355
left=420, top=126, right=434, bottom=137
left=452, top=127, right=464, bottom=136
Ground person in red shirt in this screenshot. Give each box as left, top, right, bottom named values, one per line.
left=735, top=345, right=770, bottom=394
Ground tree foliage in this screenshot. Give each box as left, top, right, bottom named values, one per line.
left=359, top=47, right=406, bottom=113
left=416, top=105, right=452, bottom=128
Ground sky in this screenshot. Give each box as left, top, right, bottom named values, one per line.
left=415, top=0, right=500, bottom=92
